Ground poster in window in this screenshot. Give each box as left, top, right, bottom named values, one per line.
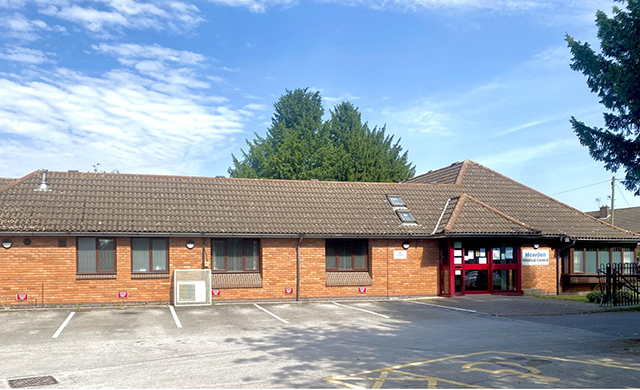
left=492, top=248, right=500, bottom=259
left=454, top=242, right=462, bottom=249
left=454, top=249, right=462, bottom=257
left=454, top=257, right=462, bottom=264
left=479, top=257, right=487, bottom=264
left=467, top=250, right=474, bottom=259
left=479, top=248, right=486, bottom=257
left=505, top=247, right=514, bottom=260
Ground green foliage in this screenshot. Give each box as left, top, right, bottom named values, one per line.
left=585, top=291, right=603, bottom=303
left=566, top=0, right=640, bottom=194
left=229, top=89, right=415, bottom=182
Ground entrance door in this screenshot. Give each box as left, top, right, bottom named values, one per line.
left=463, top=247, right=490, bottom=293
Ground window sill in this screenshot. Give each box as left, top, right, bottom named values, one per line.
left=132, top=273, right=170, bottom=279
left=326, top=271, right=372, bottom=287
left=212, top=273, right=262, bottom=289
left=76, top=274, right=117, bottom=280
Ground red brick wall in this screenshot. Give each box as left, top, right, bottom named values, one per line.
left=520, top=244, right=557, bottom=294
left=0, top=236, right=202, bottom=306
left=0, top=236, right=440, bottom=305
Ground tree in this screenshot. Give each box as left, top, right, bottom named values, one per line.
left=229, top=88, right=329, bottom=180
left=566, top=0, right=640, bottom=194
left=325, top=102, right=415, bottom=182
left=229, top=89, right=415, bottom=182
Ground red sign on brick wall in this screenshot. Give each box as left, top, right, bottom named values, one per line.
left=16, top=293, right=27, bottom=301
left=284, top=288, right=293, bottom=294
left=212, top=289, right=221, bottom=296
left=358, top=287, right=367, bottom=294
left=117, top=291, right=128, bottom=299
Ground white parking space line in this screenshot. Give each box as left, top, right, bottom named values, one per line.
left=406, top=300, right=477, bottom=313
left=253, top=304, right=289, bottom=324
left=332, top=302, right=390, bottom=319
left=52, top=312, right=75, bottom=339
left=169, top=305, right=183, bottom=328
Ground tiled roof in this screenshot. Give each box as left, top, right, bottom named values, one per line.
left=405, top=162, right=465, bottom=184
left=0, top=161, right=637, bottom=241
left=0, top=178, right=16, bottom=188
left=438, top=195, right=539, bottom=235
left=586, top=206, right=640, bottom=233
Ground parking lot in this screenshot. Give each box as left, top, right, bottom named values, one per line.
left=1, top=298, right=639, bottom=388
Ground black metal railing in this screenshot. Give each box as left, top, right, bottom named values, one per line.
left=597, top=263, right=640, bottom=307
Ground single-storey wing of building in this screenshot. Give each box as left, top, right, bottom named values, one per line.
left=0, top=160, right=637, bottom=307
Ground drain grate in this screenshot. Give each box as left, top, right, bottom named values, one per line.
left=8, top=376, right=58, bottom=388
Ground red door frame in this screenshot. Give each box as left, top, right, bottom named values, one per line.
left=439, top=239, right=522, bottom=296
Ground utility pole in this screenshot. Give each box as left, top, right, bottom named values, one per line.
left=611, top=176, right=615, bottom=226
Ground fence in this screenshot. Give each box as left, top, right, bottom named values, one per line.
left=597, top=263, right=640, bottom=307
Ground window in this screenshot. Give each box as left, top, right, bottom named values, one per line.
left=396, top=210, right=417, bottom=223
left=386, top=195, right=406, bottom=208
left=326, top=239, right=368, bottom=271
left=212, top=239, right=260, bottom=272
left=571, top=247, right=636, bottom=273
left=77, top=238, right=116, bottom=274
left=132, top=238, right=168, bottom=273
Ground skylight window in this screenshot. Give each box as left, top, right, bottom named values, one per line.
left=397, top=210, right=417, bottom=223
left=386, top=195, right=406, bottom=208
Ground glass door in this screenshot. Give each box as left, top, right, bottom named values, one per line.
left=491, top=244, right=519, bottom=293
left=463, top=247, right=490, bottom=293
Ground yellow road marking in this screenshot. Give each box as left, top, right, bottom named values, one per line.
left=324, top=350, right=640, bottom=389
left=461, top=361, right=560, bottom=382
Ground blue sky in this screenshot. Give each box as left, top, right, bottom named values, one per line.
left=1, top=0, right=636, bottom=212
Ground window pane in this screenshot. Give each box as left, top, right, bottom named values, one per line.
left=573, top=249, right=584, bottom=273
left=98, top=239, right=115, bottom=272
left=132, top=238, right=150, bottom=272
left=244, top=240, right=258, bottom=270
left=78, top=238, right=96, bottom=273
left=326, top=241, right=336, bottom=269
left=152, top=239, right=167, bottom=271
left=227, top=239, right=243, bottom=271
left=623, top=248, right=634, bottom=265
left=598, top=249, right=609, bottom=271
left=585, top=249, right=598, bottom=274
left=612, top=247, right=622, bottom=265
left=212, top=240, right=226, bottom=270
left=338, top=241, right=352, bottom=270
left=354, top=240, right=366, bottom=269
left=493, top=270, right=517, bottom=291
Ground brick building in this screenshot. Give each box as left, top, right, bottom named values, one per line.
left=0, top=160, right=637, bottom=307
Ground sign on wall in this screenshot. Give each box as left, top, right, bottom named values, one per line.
left=522, top=249, right=550, bottom=266
left=393, top=250, right=407, bottom=259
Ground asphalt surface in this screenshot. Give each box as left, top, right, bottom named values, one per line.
left=0, top=297, right=639, bottom=389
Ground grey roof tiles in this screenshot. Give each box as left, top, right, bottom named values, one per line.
left=0, top=160, right=637, bottom=241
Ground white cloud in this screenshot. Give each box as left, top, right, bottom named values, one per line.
left=206, top=0, right=296, bottom=13
left=0, top=46, right=54, bottom=63
left=381, top=101, right=453, bottom=136
left=476, top=139, right=578, bottom=170
left=0, top=12, right=65, bottom=40
left=323, top=92, right=360, bottom=104
left=0, top=67, right=248, bottom=177
left=93, top=43, right=206, bottom=65
left=11, top=0, right=205, bottom=33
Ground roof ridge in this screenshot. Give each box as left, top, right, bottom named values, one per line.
left=41, top=170, right=416, bottom=187
left=466, top=162, right=640, bottom=237
left=443, top=194, right=466, bottom=233
left=405, top=161, right=464, bottom=184
left=0, top=170, right=39, bottom=193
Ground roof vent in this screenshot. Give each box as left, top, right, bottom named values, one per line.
left=68, top=170, right=79, bottom=173
left=215, top=175, right=225, bottom=178
left=429, top=181, right=437, bottom=184
left=310, top=179, right=319, bottom=181
left=34, top=169, right=51, bottom=192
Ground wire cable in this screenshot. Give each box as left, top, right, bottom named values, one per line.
left=616, top=183, right=631, bottom=207
left=550, top=179, right=611, bottom=196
